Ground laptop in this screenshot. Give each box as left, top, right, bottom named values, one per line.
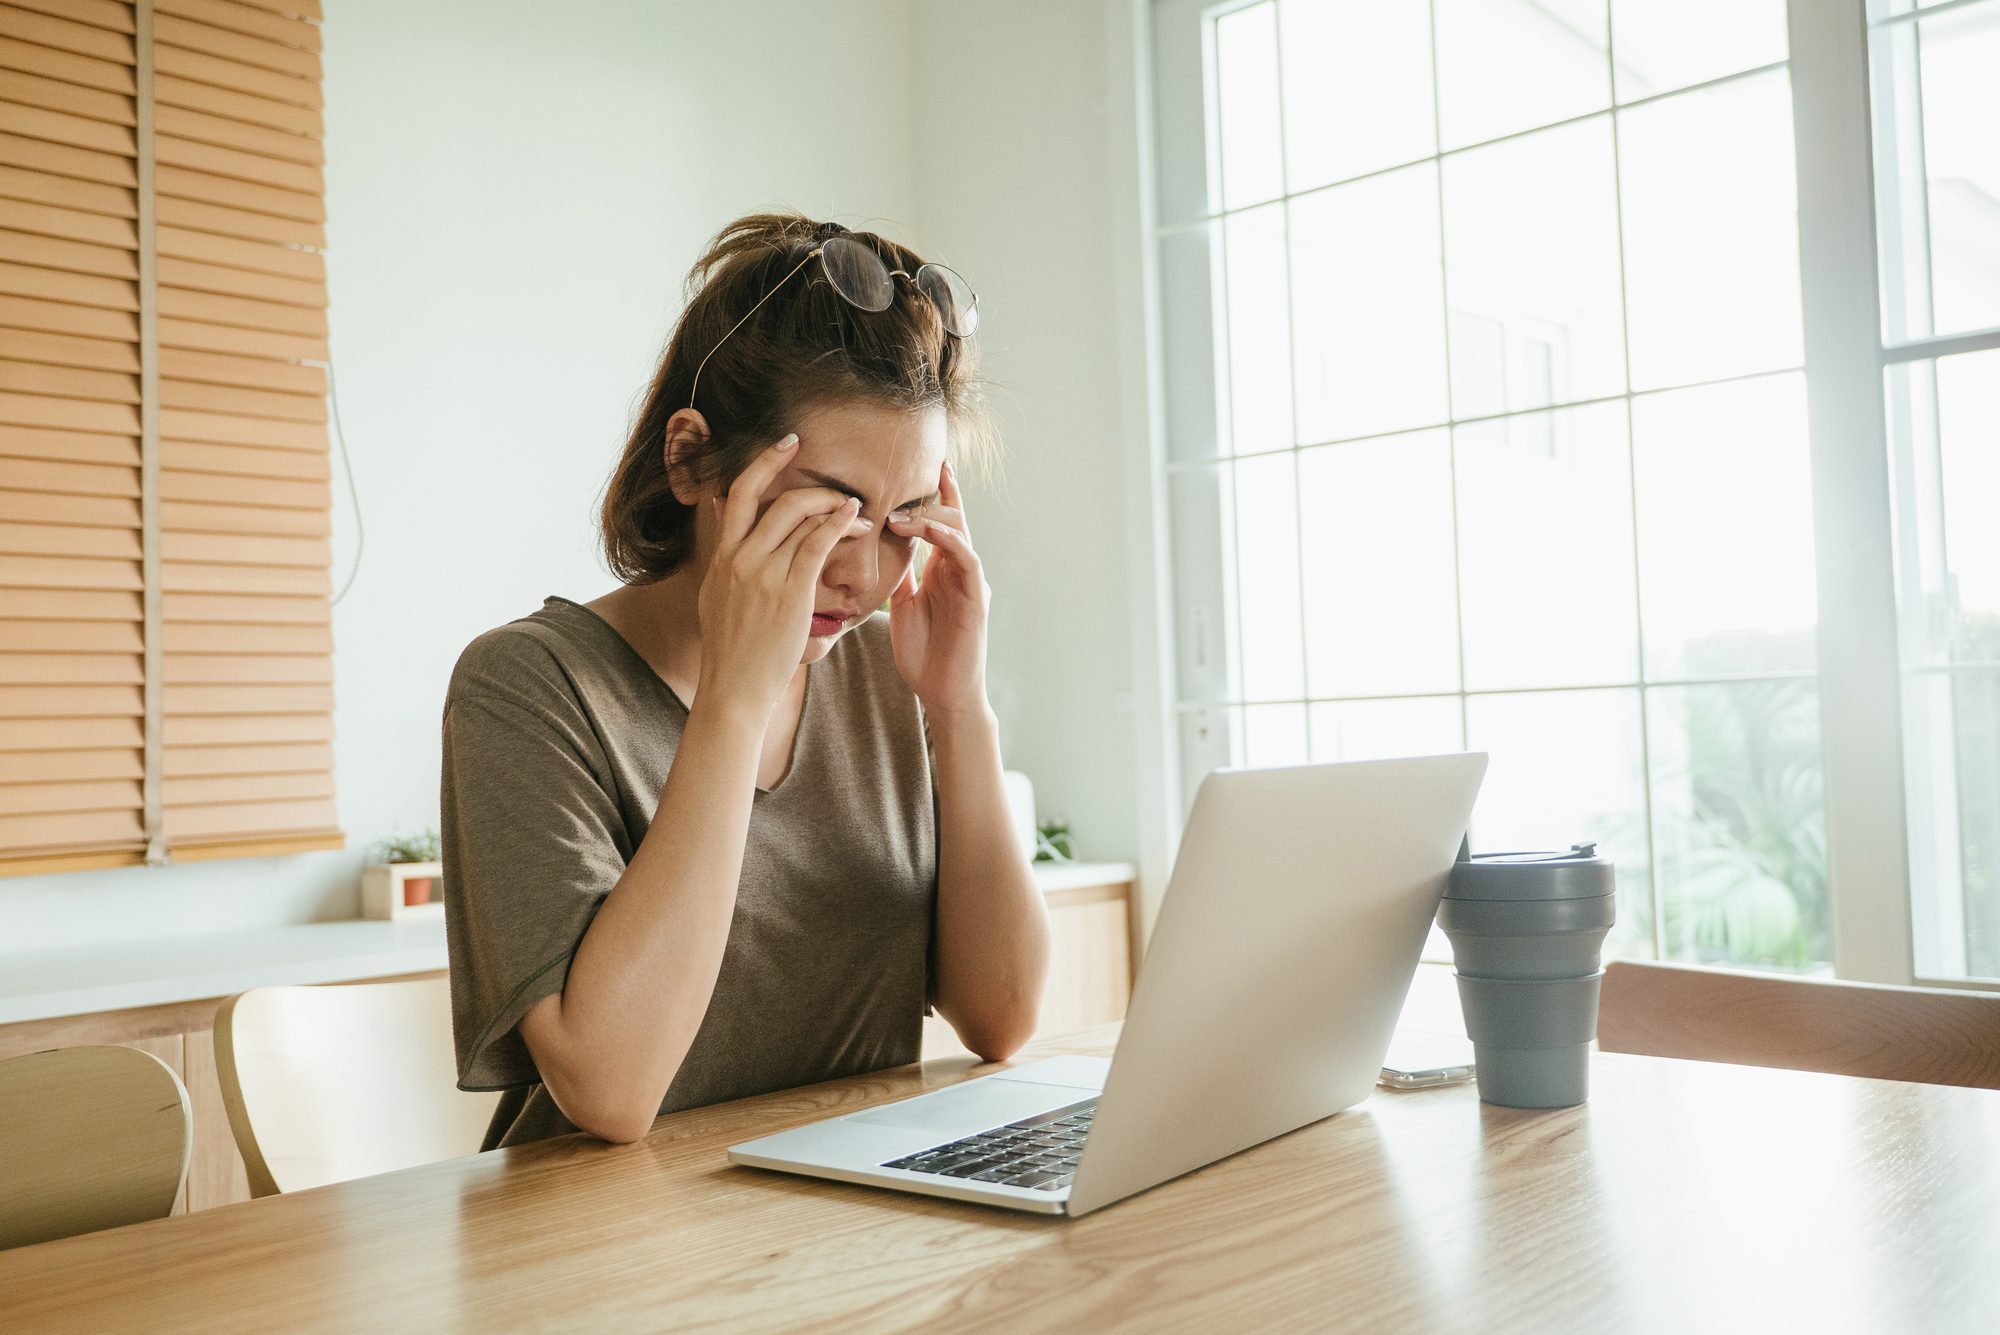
left=727, top=751, right=1488, bottom=1218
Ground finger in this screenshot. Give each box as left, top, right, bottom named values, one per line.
left=739, top=486, right=857, bottom=560
left=915, top=517, right=981, bottom=579
left=783, top=497, right=860, bottom=580
left=887, top=504, right=965, bottom=544
left=718, top=433, right=799, bottom=549
left=938, top=457, right=966, bottom=534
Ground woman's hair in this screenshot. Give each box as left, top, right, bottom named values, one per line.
left=599, top=212, right=997, bottom=583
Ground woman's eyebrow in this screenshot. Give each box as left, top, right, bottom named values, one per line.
left=797, top=467, right=938, bottom=511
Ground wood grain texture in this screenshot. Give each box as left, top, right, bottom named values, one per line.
left=1599, top=960, right=2000, bottom=1089
left=1, top=1023, right=1995, bottom=1332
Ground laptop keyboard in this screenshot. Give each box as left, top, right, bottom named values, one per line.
left=880, top=1097, right=1097, bottom=1192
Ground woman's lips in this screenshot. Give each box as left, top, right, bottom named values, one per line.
left=809, top=612, right=847, bottom=636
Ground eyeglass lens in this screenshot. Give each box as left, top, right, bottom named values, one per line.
left=818, top=236, right=978, bottom=337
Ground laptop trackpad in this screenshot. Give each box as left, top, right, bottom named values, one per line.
left=847, top=1075, right=1090, bottom=1134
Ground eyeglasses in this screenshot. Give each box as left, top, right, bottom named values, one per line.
left=688, top=235, right=979, bottom=411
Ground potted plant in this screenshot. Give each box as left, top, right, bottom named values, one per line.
left=361, top=827, right=444, bottom=921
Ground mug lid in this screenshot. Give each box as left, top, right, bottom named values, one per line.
left=1445, top=841, right=1616, bottom=901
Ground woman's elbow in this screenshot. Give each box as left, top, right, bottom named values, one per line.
left=568, top=1092, right=658, bottom=1144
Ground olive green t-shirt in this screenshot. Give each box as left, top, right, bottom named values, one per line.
left=440, top=595, right=937, bottom=1151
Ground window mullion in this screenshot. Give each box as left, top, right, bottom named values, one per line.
left=1789, top=0, right=1915, bottom=983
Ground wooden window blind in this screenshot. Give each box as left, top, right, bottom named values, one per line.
left=0, top=0, right=339, bottom=878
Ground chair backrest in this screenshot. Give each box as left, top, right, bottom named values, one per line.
left=1599, top=959, right=2000, bottom=1090
left=214, top=976, right=501, bottom=1196
left=0, top=1045, right=192, bottom=1250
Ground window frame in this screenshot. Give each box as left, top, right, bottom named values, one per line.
left=1128, top=0, right=2000, bottom=990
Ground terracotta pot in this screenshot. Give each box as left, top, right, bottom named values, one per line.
left=402, top=875, right=435, bottom=907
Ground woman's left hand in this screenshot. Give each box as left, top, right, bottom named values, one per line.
left=887, top=458, right=992, bottom=719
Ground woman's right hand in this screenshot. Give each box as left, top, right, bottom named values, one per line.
left=693, top=433, right=866, bottom=718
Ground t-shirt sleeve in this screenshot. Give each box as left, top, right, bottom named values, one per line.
left=440, top=635, right=632, bottom=1092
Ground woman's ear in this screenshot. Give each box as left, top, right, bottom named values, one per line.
left=663, top=408, right=714, bottom=506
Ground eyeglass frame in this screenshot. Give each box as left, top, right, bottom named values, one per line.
left=686, top=238, right=978, bottom=413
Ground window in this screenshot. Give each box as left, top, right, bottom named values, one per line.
left=1147, top=0, right=2000, bottom=982
left=0, top=0, right=340, bottom=876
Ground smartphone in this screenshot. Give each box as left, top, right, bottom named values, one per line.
left=1378, top=1031, right=1476, bottom=1090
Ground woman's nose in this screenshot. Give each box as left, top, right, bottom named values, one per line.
left=822, top=526, right=878, bottom=592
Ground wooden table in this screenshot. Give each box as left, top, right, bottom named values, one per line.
left=3, top=1023, right=1996, bottom=1334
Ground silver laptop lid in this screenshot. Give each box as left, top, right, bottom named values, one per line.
left=1065, top=752, right=1486, bottom=1217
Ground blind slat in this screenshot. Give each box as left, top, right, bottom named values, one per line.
left=0, top=7, right=135, bottom=66
left=1, top=325, right=139, bottom=372
left=154, top=99, right=316, bottom=166
left=0, top=356, right=138, bottom=402
left=162, top=499, right=325, bottom=537
left=0, top=35, right=136, bottom=97
left=151, top=69, right=315, bottom=137
left=0, top=650, right=141, bottom=684
left=159, top=344, right=321, bottom=393
left=159, top=252, right=321, bottom=305
left=3, top=617, right=142, bottom=651
left=152, top=44, right=316, bottom=112
left=155, top=191, right=319, bottom=247
left=161, top=528, right=325, bottom=567
left=162, top=590, right=325, bottom=624
left=0, top=258, right=138, bottom=309
left=0, top=586, right=139, bottom=619
left=165, top=740, right=331, bottom=775
left=162, top=409, right=324, bottom=449
left=168, top=435, right=328, bottom=477
left=0, top=682, right=144, bottom=715
left=162, top=796, right=334, bottom=841
left=165, top=769, right=330, bottom=805
left=0, top=551, right=143, bottom=589
left=0, top=776, right=141, bottom=815
left=156, top=161, right=317, bottom=222
left=0, top=289, right=139, bottom=336
left=166, top=652, right=330, bottom=684
left=164, top=711, right=329, bottom=746
left=163, top=620, right=328, bottom=653
left=0, top=452, right=138, bottom=495
left=160, top=467, right=325, bottom=508
left=0, top=388, right=141, bottom=431
left=163, top=681, right=331, bottom=712
left=0, top=98, right=136, bottom=155
left=156, top=311, right=321, bottom=359
left=6, top=0, right=137, bottom=39
left=0, top=517, right=141, bottom=559
left=0, top=129, right=135, bottom=187
left=0, top=195, right=136, bottom=248
left=0, top=224, right=137, bottom=277
left=156, top=130, right=317, bottom=193
left=1, top=745, right=140, bottom=781
left=157, top=0, right=319, bottom=55
left=0, top=712, right=142, bottom=748
left=0, top=488, right=138, bottom=526
left=157, top=222, right=320, bottom=281
left=161, top=559, right=326, bottom=596
left=0, top=66, right=136, bottom=125
left=155, top=13, right=318, bottom=81
left=161, top=376, right=321, bottom=423
left=156, top=282, right=323, bottom=335
left=0, top=162, right=137, bottom=218
left=0, top=807, right=142, bottom=852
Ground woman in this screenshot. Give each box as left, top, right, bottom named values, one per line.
left=440, top=213, right=1050, bottom=1150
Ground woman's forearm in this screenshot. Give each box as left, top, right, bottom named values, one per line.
left=930, top=705, right=1050, bottom=1059
left=525, top=697, right=765, bottom=1140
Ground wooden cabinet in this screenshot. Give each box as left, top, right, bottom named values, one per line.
left=923, top=870, right=1137, bottom=1059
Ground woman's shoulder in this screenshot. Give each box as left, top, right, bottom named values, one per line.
left=447, top=598, right=607, bottom=715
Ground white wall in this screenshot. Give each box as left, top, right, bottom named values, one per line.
left=3, top=0, right=939, bottom=949
left=909, top=1, right=1154, bottom=878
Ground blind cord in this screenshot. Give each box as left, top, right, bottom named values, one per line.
left=326, top=355, right=364, bottom=606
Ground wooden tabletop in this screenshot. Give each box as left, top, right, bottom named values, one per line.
left=3, top=1023, right=1997, bottom=1334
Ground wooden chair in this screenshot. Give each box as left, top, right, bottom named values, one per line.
left=0, top=1045, right=192, bottom=1250
left=214, top=976, right=501, bottom=1196
left=1598, top=959, right=2000, bottom=1090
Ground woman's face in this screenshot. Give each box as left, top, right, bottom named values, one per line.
left=729, top=398, right=948, bottom=663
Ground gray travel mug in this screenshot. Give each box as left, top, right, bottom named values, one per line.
left=1439, top=842, right=1615, bottom=1109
